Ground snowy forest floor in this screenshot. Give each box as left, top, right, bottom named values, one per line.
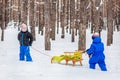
left=0, top=27, right=120, bottom=80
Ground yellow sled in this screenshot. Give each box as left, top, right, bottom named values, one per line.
left=51, top=50, right=83, bottom=66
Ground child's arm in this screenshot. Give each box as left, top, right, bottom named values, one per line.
left=28, top=32, right=33, bottom=46
left=86, top=44, right=95, bottom=55
left=18, top=33, right=20, bottom=41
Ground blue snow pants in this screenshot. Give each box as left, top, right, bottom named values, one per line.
left=19, top=46, right=32, bottom=62
left=89, top=60, right=107, bottom=71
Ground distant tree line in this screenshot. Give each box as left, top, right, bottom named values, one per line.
left=0, top=0, right=120, bottom=50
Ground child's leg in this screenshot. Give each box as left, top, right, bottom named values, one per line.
left=89, top=63, right=96, bottom=69
left=98, top=60, right=107, bottom=71
left=19, top=46, right=25, bottom=61
left=24, top=46, right=32, bottom=62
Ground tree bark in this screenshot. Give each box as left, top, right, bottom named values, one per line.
left=10, top=0, right=13, bottom=21
left=51, top=0, right=56, bottom=40
left=29, top=0, right=36, bottom=40
left=61, top=0, right=65, bottom=38
left=78, top=0, right=86, bottom=50
left=66, top=0, right=70, bottom=33
left=90, top=0, right=96, bottom=33
left=18, top=0, right=21, bottom=25
left=44, top=0, right=51, bottom=50
left=56, top=0, right=59, bottom=34
left=70, top=0, right=75, bottom=42
left=103, top=0, right=107, bottom=17
left=5, top=0, right=9, bottom=27
left=21, top=0, right=28, bottom=24
left=0, top=0, right=2, bottom=28
left=1, top=0, right=5, bottom=41
left=13, top=0, right=18, bottom=22
left=39, top=0, right=44, bottom=35
left=107, top=0, right=114, bottom=46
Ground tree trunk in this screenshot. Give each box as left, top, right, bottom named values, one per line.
left=44, top=0, right=51, bottom=50
left=56, top=0, right=59, bottom=34
left=75, top=0, right=79, bottom=36
left=13, top=0, right=18, bottom=22
left=78, top=0, right=86, bottom=50
left=94, top=0, right=102, bottom=35
left=116, top=0, right=120, bottom=31
left=1, top=0, right=5, bottom=41
left=0, top=0, right=2, bottom=28
left=103, top=0, right=107, bottom=17
left=29, top=0, right=36, bottom=40
left=90, top=0, right=96, bottom=33
left=21, top=0, right=28, bottom=24
left=10, top=0, right=13, bottom=21
left=64, top=0, right=68, bottom=27
left=67, top=0, right=71, bottom=34
left=70, top=0, right=75, bottom=42
left=51, top=0, right=56, bottom=40
left=61, top=0, right=65, bottom=38
left=18, top=0, right=21, bottom=25
left=5, top=0, right=9, bottom=28
left=107, top=0, right=113, bottom=46
left=39, top=0, right=44, bottom=35
left=66, top=0, right=70, bottom=33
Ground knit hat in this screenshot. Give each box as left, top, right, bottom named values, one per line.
left=92, top=32, right=99, bottom=39
left=20, top=23, right=27, bottom=32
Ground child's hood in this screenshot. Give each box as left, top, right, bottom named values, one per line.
left=93, top=37, right=101, bottom=43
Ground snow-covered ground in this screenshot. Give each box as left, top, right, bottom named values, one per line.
left=0, top=27, right=120, bottom=80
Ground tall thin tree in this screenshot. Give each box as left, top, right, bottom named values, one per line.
left=1, top=0, right=5, bottom=41
left=29, top=0, right=36, bottom=40
left=44, top=0, right=51, bottom=50
left=78, top=0, right=86, bottom=50
left=107, top=0, right=114, bottom=46
left=51, top=0, right=56, bottom=40
left=61, top=0, right=65, bottom=38
left=70, top=0, right=75, bottom=42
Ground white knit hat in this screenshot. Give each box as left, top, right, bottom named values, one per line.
left=93, top=32, right=99, bottom=36
left=20, top=23, right=27, bottom=29
left=92, top=32, right=99, bottom=39
left=20, top=23, right=27, bottom=32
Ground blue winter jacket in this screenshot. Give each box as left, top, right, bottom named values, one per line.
left=87, top=37, right=105, bottom=64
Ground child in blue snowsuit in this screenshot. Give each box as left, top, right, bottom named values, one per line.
left=86, top=33, right=107, bottom=71
left=18, top=23, right=33, bottom=62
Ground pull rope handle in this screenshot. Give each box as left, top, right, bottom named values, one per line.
left=31, top=47, right=52, bottom=58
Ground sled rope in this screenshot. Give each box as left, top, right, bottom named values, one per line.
left=31, top=47, right=52, bottom=58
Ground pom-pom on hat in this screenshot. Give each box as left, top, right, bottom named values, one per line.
left=92, top=32, right=99, bottom=39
